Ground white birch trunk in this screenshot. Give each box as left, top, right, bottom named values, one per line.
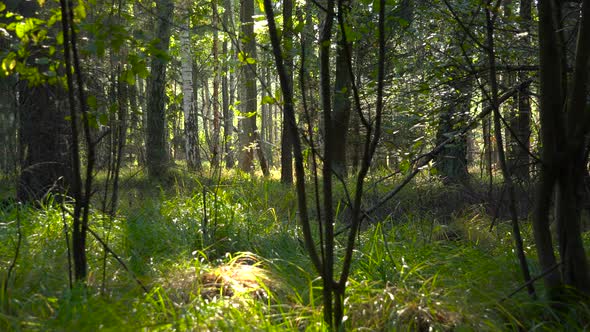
left=180, top=8, right=200, bottom=170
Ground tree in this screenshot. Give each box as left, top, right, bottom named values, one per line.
left=3, top=1, right=73, bottom=203
left=434, top=79, right=472, bottom=184
left=238, top=0, right=269, bottom=175
left=146, top=0, right=174, bottom=178
left=280, top=0, right=294, bottom=184
left=534, top=0, right=590, bottom=299
left=265, top=0, right=386, bottom=327
left=212, top=0, right=221, bottom=168
left=180, top=0, right=201, bottom=171
left=331, top=2, right=352, bottom=179
left=222, top=0, right=235, bottom=169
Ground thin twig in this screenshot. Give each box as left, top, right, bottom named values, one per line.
left=501, top=262, right=561, bottom=302
left=87, top=227, right=150, bottom=294
left=4, top=204, right=22, bottom=295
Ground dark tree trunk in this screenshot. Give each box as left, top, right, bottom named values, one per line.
left=280, top=0, right=294, bottom=184
left=331, top=27, right=352, bottom=179
left=7, top=1, right=72, bottom=202
left=434, top=79, right=472, bottom=184
left=146, top=0, right=174, bottom=178
left=17, top=84, right=72, bottom=202
left=506, top=0, right=532, bottom=181
left=534, top=0, right=590, bottom=299
left=238, top=0, right=268, bottom=175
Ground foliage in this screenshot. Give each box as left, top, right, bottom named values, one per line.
left=1, top=173, right=589, bottom=330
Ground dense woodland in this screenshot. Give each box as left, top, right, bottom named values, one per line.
left=1, top=0, right=590, bottom=330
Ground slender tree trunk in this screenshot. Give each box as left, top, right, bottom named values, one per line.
left=331, top=22, right=352, bottom=179
left=238, top=0, right=268, bottom=175
left=128, top=76, right=142, bottom=164
left=181, top=3, right=201, bottom=171
left=318, top=0, right=336, bottom=326
left=212, top=0, right=221, bottom=168
left=280, top=0, right=294, bottom=183
left=485, top=6, right=535, bottom=298
left=203, top=79, right=211, bottom=156
left=222, top=0, right=234, bottom=168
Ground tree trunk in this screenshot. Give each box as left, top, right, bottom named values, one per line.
left=223, top=0, right=236, bottom=169
left=280, top=0, right=294, bottom=184
left=434, top=79, right=472, bottom=184
left=556, top=0, right=590, bottom=294
left=181, top=3, right=201, bottom=171
left=146, top=0, right=174, bottom=178
left=533, top=0, right=564, bottom=292
left=331, top=26, right=352, bottom=179
left=17, top=83, right=72, bottom=202
left=238, top=0, right=268, bottom=175
left=212, top=0, right=221, bottom=168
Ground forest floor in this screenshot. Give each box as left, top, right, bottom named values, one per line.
left=1, top=167, right=589, bottom=331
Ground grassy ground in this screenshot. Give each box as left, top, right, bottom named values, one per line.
left=1, top=167, right=589, bottom=331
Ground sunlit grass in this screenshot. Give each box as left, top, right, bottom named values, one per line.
left=1, top=170, right=589, bottom=330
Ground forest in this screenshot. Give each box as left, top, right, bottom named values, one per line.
left=1, top=0, right=590, bottom=330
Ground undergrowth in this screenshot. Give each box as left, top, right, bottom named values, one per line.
left=0, top=168, right=589, bottom=331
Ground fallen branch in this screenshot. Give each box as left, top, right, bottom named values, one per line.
left=87, top=227, right=150, bottom=293
left=500, top=262, right=561, bottom=302
left=364, top=79, right=533, bottom=217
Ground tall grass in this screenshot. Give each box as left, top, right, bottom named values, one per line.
left=0, top=170, right=588, bottom=330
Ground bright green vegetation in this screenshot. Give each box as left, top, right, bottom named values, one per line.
left=1, top=170, right=589, bottom=331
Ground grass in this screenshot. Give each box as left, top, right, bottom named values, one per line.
left=0, top=167, right=589, bottom=330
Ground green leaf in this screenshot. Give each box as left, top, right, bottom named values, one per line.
left=256, top=0, right=265, bottom=13
left=1, top=57, right=16, bottom=74
left=246, top=57, right=256, bottom=64
left=88, top=114, right=99, bottom=129
left=15, top=22, right=25, bottom=39
left=0, top=3, right=6, bottom=12
left=99, top=113, right=108, bottom=126
left=293, top=21, right=304, bottom=34
left=121, top=69, right=136, bottom=85
left=74, top=1, right=86, bottom=20
left=261, top=95, right=275, bottom=105
left=238, top=51, right=246, bottom=63
left=400, top=159, right=411, bottom=173
left=87, top=95, right=97, bottom=109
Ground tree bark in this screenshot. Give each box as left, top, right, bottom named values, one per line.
left=434, top=79, right=472, bottom=184
left=212, top=0, right=221, bottom=168
left=13, top=1, right=72, bottom=202
left=238, top=0, right=269, bottom=175
left=331, top=22, right=352, bottom=179
left=146, top=0, right=174, bottom=178
left=534, top=0, right=573, bottom=298
left=223, top=0, right=236, bottom=169
left=280, top=0, right=294, bottom=184
left=181, top=2, right=201, bottom=171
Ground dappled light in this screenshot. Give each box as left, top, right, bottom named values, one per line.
left=2, top=0, right=590, bottom=330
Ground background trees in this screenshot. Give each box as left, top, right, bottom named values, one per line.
left=1, top=0, right=590, bottom=329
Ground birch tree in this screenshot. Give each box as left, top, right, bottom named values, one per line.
left=180, top=1, right=201, bottom=171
